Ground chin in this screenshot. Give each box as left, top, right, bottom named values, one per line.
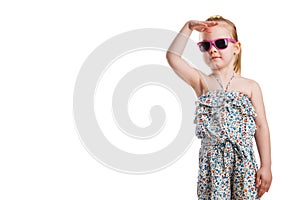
left=209, top=64, right=222, bottom=70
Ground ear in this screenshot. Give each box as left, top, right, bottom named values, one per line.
left=234, top=41, right=241, bottom=55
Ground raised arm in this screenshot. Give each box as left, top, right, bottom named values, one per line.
left=166, top=20, right=218, bottom=95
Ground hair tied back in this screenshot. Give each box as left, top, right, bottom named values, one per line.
left=210, top=15, right=222, bottom=19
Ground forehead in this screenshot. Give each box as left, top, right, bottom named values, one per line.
left=200, top=23, right=232, bottom=40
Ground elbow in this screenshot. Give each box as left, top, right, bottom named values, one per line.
left=255, top=120, right=264, bottom=129
left=254, top=116, right=268, bottom=130
left=256, top=122, right=269, bottom=133
left=166, top=51, right=179, bottom=63
left=166, top=51, right=172, bottom=61
left=166, top=52, right=173, bottom=65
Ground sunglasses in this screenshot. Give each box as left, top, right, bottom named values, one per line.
left=197, top=38, right=237, bottom=52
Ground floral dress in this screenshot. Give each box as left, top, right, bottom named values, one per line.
left=193, top=72, right=260, bottom=200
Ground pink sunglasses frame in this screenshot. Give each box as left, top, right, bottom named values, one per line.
left=197, top=38, right=237, bottom=52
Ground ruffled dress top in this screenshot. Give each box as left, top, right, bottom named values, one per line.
left=193, top=72, right=260, bottom=200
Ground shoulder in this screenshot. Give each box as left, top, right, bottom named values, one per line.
left=232, top=75, right=257, bottom=97
left=241, top=77, right=263, bottom=101
left=243, top=78, right=267, bottom=123
left=236, top=74, right=255, bottom=85
left=233, top=75, right=264, bottom=100
left=247, top=78, right=262, bottom=95
left=236, top=75, right=260, bottom=89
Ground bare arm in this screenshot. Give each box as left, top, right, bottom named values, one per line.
left=251, top=80, right=271, bottom=168
left=166, top=20, right=218, bottom=94
left=250, top=80, right=272, bottom=197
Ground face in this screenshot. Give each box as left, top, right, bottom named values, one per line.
left=200, top=23, right=240, bottom=71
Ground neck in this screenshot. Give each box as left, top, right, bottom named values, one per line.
left=211, top=65, right=236, bottom=80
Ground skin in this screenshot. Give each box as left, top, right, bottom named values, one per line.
left=166, top=20, right=272, bottom=198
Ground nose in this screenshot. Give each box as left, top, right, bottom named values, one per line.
left=209, top=44, right=218, bottom=54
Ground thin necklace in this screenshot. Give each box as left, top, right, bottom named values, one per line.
left=212, top=71, right=236, bottom=92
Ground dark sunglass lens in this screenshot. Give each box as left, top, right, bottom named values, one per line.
left=199, top=42, right=210, bottom=52
left=215, top=39, right=228, bottom=49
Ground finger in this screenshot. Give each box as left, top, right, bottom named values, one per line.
left=258, top=190, right=265, bottom=197
left=261, top=182, right=269, bottom=192
left=202, top=28, right=213, bottom=33
left=258, top=182, right=269, bottom=197
left=192, top=21, right=208, bottom=27
left=258, top=186, right=264, bottom=196
left=205, top=21, right=218, bottom=27
left=255, top=174, right=261, bottom=188
left=258, top=186, right=267, bottom=197
left=195, top=26, right=209, bottom=33
left=190, top=24, right=207, bottom=31
left=205, top=28, right=212, bottom=33
left=261, top=179, right=270, bottom=191
left=261, top=179, right=267, bottom=187
left=200, top=27, right=206, bottom=32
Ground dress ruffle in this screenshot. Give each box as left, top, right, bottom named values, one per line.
left=194, top=90, right=257, bottom=139
left=195, top=90, right=257, bottom=116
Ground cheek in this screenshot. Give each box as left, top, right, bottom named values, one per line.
left=221, top=48, right=234, bottom=60
left=202, top=53, right=211, bottom=64
left=221, top=51, right=231, bottom=59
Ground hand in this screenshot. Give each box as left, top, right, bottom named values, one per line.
left=188, top=20, right=218, bottom=33
left=256, top=166, right=272, bottom=197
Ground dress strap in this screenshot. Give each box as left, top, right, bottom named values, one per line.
left=212, top=71, right=236, bottom=92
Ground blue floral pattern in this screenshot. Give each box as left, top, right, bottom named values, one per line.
left=194, top=90, right=260, bottom=200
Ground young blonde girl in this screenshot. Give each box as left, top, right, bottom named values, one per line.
left=166, top=15, right=272, bottom=199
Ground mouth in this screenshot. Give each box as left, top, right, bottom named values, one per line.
left=211, top=56, right=221, bottom=60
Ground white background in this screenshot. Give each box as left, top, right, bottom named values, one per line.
left=1, top=0, right=298, bottom=199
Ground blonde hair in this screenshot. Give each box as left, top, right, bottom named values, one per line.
left=206, top=15, right=241, bottom=75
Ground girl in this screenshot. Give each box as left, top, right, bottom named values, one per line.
left=166, top=15, right=272, bottom=199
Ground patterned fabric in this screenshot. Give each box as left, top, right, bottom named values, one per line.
left=194, top=90, right=260, bottom=200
